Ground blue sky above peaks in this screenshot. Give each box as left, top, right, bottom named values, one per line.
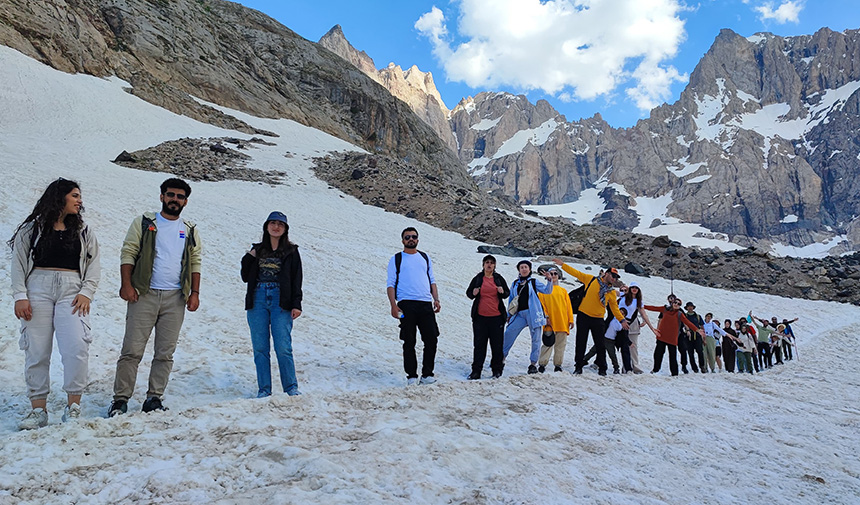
left=236, top=1, right=860, bottom=128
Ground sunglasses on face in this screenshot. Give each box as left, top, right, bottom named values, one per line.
left=164, top=191, right=187, bottom=200
left=610, top=273, right=620, bottom=279
left=403, top=234, right=418, bottom=240
left=672, top=301, right=681, bottom=306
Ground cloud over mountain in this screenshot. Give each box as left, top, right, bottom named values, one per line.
left=416, top=0, right=688, bottom=111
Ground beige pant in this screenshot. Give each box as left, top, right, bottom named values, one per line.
left=628, top=319, right=642, bottom=370
left=19, top=270, right=92, bottom=400
left=113, top=289, right=185, bottom=401
left=538, top=331, right=569, bottom=367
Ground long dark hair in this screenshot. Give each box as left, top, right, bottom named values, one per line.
left=8, top=178, right=84, bottom=249
left=256, top=221, right=296, bottom=257
left=624, top=285, right=642, bottom=307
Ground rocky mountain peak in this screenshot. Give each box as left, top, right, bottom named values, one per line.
left=318, top=25, right=456, bottom=151
left=318, top=24, right=377, bottom=77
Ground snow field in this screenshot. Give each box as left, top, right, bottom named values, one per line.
left=1, top=46, right=859, bottom=504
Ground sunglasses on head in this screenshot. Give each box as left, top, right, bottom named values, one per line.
left=403, top=234, right=418, bottom=240
left=164, top=191, right=187, bottom=200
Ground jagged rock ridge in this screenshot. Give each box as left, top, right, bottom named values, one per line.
left=318, top=24, right=457, bottom=152
left=449, top=28, right=860, bottom=254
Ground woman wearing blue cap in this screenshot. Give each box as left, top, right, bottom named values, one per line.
left=241, top=211, right=303, bottom=397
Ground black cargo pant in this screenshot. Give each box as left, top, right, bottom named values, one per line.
left=398, top=300, right=439, bottom=379
left=471, top=314, right=505, bottom=376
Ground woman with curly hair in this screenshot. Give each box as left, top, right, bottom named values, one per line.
left=10, top=178, right=101, bottom=429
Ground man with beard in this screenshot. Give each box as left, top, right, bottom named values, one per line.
left=386, top=227, right=441, bottom=386
left=108, top=178, right=202, bottom=416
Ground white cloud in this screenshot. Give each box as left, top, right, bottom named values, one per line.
left=415, top=0, right=688, bottom=112
left=754, top=1, right=803, bottom=24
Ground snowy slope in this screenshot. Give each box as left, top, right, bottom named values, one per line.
left=1, top=46, right=859, bottom=504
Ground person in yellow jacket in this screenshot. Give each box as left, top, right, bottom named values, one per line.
left=552, top=259, right=628, bottom=376
left=536, top=266, right=574, bottom=373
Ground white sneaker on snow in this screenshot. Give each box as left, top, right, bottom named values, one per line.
left=19, top=408, right=48, bottom=430
left=419, top=376, right=437, bottom=385
left=407, top=378, right=419, bottom=386
left=62, top=403, right=81, bottom=422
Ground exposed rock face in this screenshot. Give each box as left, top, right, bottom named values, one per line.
left=0, top=0, right=464, bottom=187
left=318, top=25, right=457, bottom=152
left=450, top=28, right=860, bottom=253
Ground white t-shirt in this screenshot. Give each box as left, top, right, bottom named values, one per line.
left=386, top=251, right=435, bottom=302
left=150, top=213, right=187, bottom=290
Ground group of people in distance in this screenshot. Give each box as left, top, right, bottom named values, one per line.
left=11, top=177, right=303, bottom=430
left=386, top=228, right=798, bottom=384
left=11, top=179, right=799, bottom=430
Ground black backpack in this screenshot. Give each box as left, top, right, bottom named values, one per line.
left=393, top=250, right=430, bottom=299
left=568, top=277, right=596, bottom=313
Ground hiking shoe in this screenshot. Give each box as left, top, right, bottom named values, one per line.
left=19, top=408, right=48, bottom=430
left=407, top=377, right=419, bottom=386
left=537, top=365, right=546, bottom=373
left=633, top=367, right=644, bottom=374
left=527, top=365, right=538, bottom=374
left=613, top=368, right=620, bottom=374
left=287, top=390, right=303, bottom=396
left=492, top=372, right=502, bottom=379
left=554, top=366, right=563, bottom=372
left=467, top=372, right=481, bottom=380
left=419, top=376, right=437, bottom=385
left=142, top=397, right=168, bottom=413
left=682, top=367, right=689, bottom=374
left=589, top=363, right=599, bottom=370
left=598, top=370, right=607, bottom=376
left=573, top=368, right=583, bottom=375
left=108, top=400, right=127, bottom=418
left=62, top=403, right=81, bottom=423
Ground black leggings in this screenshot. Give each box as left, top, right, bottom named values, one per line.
left=575, top=314, right=607, bottom=372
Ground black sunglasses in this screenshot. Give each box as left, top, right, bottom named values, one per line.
left=164, top=191, right=187, bottom=200
left=403, top=234, right=418, bottom=240
left=610, top=273, right=620, bottom=279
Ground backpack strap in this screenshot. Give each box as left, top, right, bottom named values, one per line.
left=394, top=250, right=431, bottom=299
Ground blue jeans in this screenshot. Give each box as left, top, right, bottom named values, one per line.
left=503, top=312, right=542, bottom=364
left=247, top=284, right=298, bottom=396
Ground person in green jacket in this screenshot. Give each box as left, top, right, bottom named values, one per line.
left=108, top=178, right=202, bottom=417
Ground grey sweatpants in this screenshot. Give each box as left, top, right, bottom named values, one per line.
left=113, top=289, right=185, bottom=401
left=19, top=270, right=92, bottom=400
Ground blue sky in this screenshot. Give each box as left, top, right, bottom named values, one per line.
left=235, top=1, right=860, bottom=128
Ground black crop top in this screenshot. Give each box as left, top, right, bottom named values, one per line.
left=33, top=229, right=81, bottom=271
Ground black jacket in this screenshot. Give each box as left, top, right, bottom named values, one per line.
left=241, top=244, right=303, bottom=311
left=466, top=271, right=510, bottom=319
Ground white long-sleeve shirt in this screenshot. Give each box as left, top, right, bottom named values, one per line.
left=703, top=320, right=727, bottom=338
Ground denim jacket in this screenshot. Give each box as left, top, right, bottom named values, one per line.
left=508, top=276, right=553, bottom=329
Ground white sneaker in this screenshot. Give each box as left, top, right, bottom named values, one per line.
left=19, top=408, right=48, bottom=430
left=419, top=376, right=437, bottom=385
left=407, top=377, right=419, bottom=386
left=62, top=403, right=81, bottom=422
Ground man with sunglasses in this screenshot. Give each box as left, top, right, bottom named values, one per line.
left=551, top=259, right=628, bottom=376
left=109, top=178, right=202, bottom=416
left=386, top=227, right=440, bottom=386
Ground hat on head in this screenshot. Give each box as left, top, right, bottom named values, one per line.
left=628, top=281, right=640, bottom=289
left=684, top=301, right=695, bottom=309
left=607, top=267, right=619, bottom=276
left=517, top=260, right=532, bottom=270
left=266, top=211, right=288, bottom=225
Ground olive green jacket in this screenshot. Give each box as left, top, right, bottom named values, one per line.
left=120, top=212, right=202, bottom=299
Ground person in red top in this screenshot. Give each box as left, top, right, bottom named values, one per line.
left=466, top=255, right=510, bottom=379
left=643, top=297, right=705, bottom=376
